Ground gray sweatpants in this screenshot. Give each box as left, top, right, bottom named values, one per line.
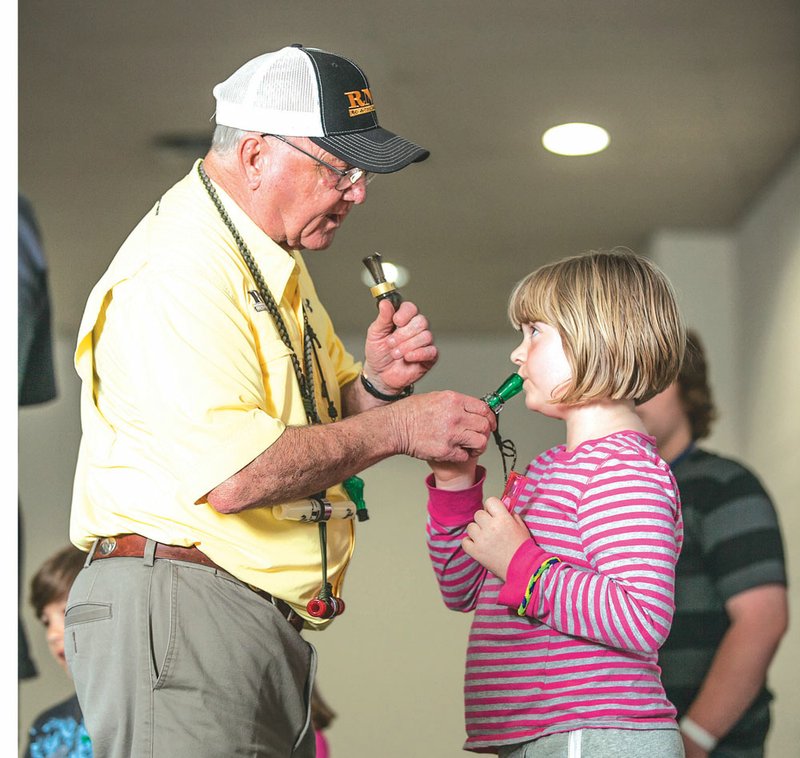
left=65, top=541, right=316, bottom=758
left=498, top=727, right=685, bottom=758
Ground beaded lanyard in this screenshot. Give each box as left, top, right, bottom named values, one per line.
left=198, top=160, right=342, bottom=611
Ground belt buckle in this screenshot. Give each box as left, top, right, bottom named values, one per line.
left=97, top=537, right=117, bottom=556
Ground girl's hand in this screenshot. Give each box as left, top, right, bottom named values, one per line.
left=462, top=497, right=530, bottom=580
left=428, top=459, right=478, bottom=491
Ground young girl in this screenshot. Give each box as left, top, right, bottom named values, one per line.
left=426, top=250, right=686, bottom=757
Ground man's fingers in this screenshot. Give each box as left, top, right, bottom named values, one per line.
left=389, top=329, right=435, bottom=357
left=372, top=298, right=398, bottom=334
left=401, top=345, right=439, bottom=366
left=390, top=300, right=419, bottom=328
left=391, top=312, right=429, bottom=339
left=402, top=390, right=497, bottom=462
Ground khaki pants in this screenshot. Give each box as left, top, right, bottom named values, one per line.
left=65, top=541, right=316, bottom=758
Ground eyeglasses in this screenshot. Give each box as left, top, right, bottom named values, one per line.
left=263, top=134, right=375, bottom=192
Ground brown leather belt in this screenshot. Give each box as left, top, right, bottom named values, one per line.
left=91, top=534, right=304, bottom=633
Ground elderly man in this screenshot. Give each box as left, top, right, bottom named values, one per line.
left=637, top=332, right=788, bottom=758
left=66, top=44, right=495, bottom=758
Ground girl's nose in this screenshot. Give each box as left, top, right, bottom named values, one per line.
left=510, top=340, right=527, bottom=365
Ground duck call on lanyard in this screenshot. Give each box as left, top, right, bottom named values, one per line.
left=482, top=373, right=523, bottom=479
left=305, top=254, right=405, bottom=619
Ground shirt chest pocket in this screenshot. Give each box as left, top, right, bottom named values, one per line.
left=251, top=333, right=304, bottom=422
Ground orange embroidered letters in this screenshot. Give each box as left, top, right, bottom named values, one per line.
left=344, top=88, right=375, bottom=117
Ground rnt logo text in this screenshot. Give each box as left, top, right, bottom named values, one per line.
left=344, top=89, right=375, bottom=117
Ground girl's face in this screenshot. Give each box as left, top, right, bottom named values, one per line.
left=510, top=322, right=573, bottom=417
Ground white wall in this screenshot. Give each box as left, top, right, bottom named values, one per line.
left=648, top=230, right=740, bottom=452
left=736, top=146, right=800, bottom=758
left=18, top=147, right=800, bottom=756
left=646, top=145, right=800, bottom=758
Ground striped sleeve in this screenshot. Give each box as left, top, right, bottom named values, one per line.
left=512, top=454, right=681, bottom=653
left=426, top=468, right=489, bottom=613
left=690, top=455, right=786, bottom=600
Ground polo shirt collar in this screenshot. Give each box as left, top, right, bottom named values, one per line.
left=194, top=160, right=299, bottom=304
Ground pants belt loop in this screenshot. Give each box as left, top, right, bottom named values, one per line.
left=143, top=538, right=157, bottom=566
left=85, top=538, right=101, bottom=567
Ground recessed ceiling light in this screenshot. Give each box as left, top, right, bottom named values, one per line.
left=360, top=261, right=410, bottom=289
left=541, top=123, right=610, bottom=156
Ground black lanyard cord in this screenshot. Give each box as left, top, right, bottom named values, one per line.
left=198, top=160, right=341, bottom=608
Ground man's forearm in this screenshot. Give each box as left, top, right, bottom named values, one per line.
left=682, top=585, right=788, bottom=746
left=206, top=404, right=403, bottom=513
left=205, top=389, right=496, bottom=514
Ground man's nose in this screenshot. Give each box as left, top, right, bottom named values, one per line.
left=342, top=180, right=367, bottom=205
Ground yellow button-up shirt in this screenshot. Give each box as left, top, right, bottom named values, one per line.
left=70, top=161, right=361, bottom=626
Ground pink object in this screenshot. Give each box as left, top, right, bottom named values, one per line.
left=315, top=729, right=329, bottom=758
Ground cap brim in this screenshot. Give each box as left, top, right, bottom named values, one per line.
left=310, top=127, right=429, bottom=174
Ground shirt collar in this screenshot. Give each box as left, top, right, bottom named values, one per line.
left=193, top=159, right=299, bottom=304
left=669, top=441, right=696, bottom=469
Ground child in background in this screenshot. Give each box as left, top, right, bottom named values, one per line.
left=25, top=545, right=92, bottom=758
left=311, top=684, right=336, bottom=758
left=426, top=250, right=686, bottom=757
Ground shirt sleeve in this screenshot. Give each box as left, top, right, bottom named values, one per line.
left=117, top=262, right=286, bottom=503
left=500, top=455, right=682, bottom=654
left=426, top=467, right=489, bottom=612
left=695, top=460, right=787, bottom=602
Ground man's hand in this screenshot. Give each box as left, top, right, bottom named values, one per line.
left=462, top=497, right=530, bottom=581
left=390, top=391, right=496, bottom=463
left=207, top=389, right=495, bottom=514
left=363, top=299, right=437, bottom=393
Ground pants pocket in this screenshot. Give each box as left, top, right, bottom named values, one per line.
left=149, top=561, right=177, bottom=687
left=65, top=601, right=113, bottom=627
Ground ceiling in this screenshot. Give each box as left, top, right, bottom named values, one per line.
left=18, top=1, right=800, bottom=338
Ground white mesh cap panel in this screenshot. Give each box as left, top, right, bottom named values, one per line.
left=211, top=44, right=429, bottom=172
left=212, top=48, right=325, bottom=136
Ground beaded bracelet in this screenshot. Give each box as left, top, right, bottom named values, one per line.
left=517, top=556, right=561, bottom=617
left=360, top=372, right=414, bottom=401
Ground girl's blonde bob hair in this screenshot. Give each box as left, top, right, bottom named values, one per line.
left=508, top=249, right=686, bottom=406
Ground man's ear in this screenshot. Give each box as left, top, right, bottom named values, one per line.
left=239, top=134, right=267, bottom=189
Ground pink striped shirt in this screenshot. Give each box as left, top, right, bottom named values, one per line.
left=426, top=431, right=683, bottom=753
